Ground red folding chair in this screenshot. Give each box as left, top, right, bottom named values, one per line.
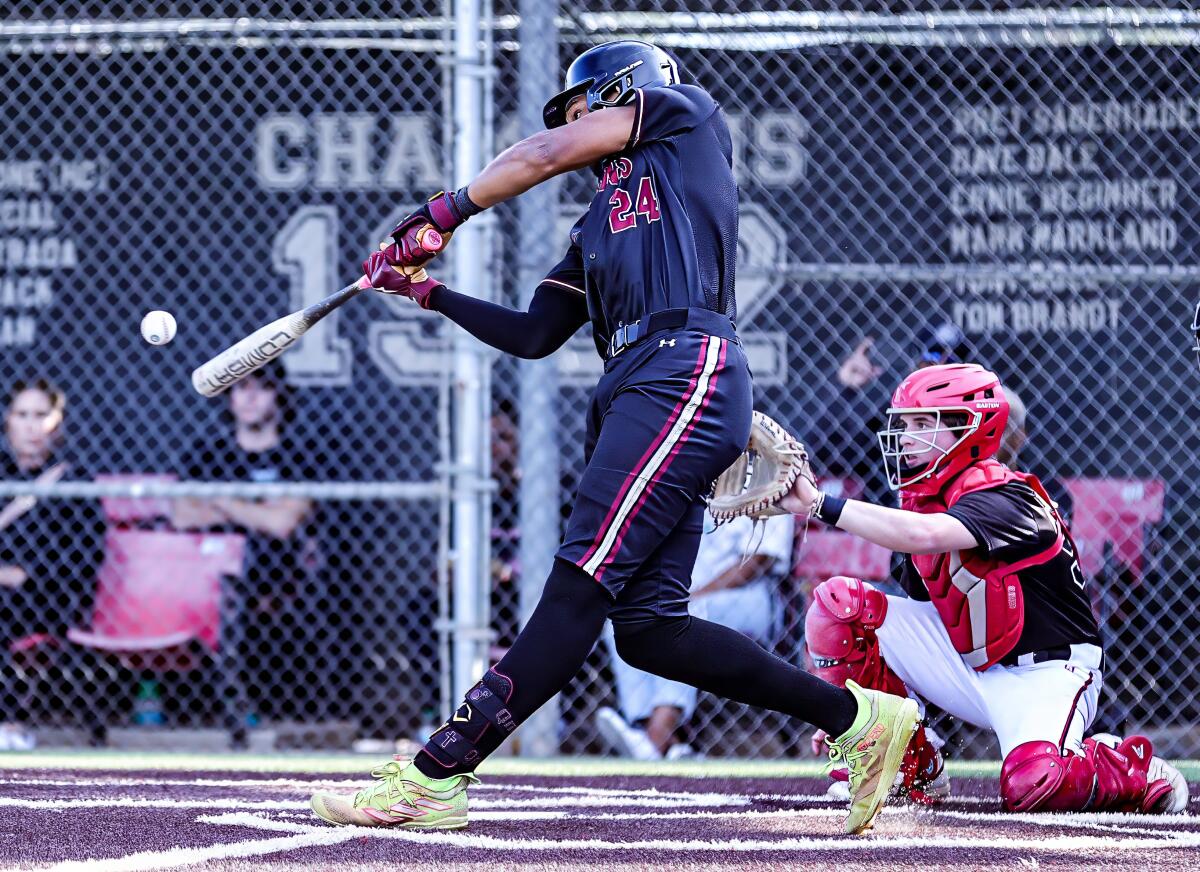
left=68, top=529, right=245, bottom=669
left=1062, top=477, right=1165, bottom=584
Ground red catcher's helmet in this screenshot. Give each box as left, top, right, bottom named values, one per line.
left=876, top=363, right=1009, bottom=496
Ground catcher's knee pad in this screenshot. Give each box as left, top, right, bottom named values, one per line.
left=805, top=576, right=906, bottom=697
left=1000, top=741, right=1095, bottom=812
left=1082, top=734, right=1153, bottom=811
left=422, top=669, right=516, bottom=770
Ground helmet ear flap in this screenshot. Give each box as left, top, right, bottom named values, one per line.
left=661, top=54, right=680, bottom=84
left=588, top=63, right=642, bottom=111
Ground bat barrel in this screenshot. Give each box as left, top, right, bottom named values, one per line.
left=191, top=311, right=307, bottom=397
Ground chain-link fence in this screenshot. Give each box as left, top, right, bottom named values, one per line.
left=0, top=2, right=461, bottom=751
left=1, top=2, right=1198, bottom=761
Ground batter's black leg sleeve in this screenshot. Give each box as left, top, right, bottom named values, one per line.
left=415, top=558, right=611, bottom=777
left=613, top=615, right=858, bottom=738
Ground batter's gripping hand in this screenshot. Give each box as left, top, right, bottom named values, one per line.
left=381, top=189, right=476, bottom=269
left=708, top=411, right=815, bottom=523
left=363, top=251, right=443, bottom=309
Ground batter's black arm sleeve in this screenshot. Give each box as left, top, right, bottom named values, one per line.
left=429, top=283, right=589, bottom=359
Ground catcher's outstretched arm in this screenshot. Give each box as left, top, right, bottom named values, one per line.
left=786, top=477, right=978, bottom=555
left=429, top=282, right=589, bottom=359
left=826, top=501, right=979, bottom=556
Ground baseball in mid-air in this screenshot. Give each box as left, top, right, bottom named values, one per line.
left=140, top=310, right=177, bottom=345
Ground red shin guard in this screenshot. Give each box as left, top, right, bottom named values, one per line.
left=1083, top=734, right=1171, bottom=813
left=1001, top=741, right=1095, bottom=812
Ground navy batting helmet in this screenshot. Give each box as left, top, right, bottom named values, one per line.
left=543, top=40, right=680, bottom=129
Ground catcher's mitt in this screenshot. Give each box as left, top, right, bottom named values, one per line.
left=708, top=411, right=814, bottom=523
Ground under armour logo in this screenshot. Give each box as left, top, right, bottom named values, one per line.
left=660, top=338, right=676, bottom=347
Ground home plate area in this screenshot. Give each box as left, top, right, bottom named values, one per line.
left=0, top=761, right=1197, bottom=871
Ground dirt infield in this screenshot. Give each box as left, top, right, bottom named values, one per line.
left=0, top=756, right=1195, bottom=870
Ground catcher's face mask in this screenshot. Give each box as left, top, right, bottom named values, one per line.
left=877, top=409, right=980, bottom=491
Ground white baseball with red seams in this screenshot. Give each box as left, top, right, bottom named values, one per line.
left=140, top=310, right=177, bottom=345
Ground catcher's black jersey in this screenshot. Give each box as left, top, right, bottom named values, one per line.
left=902, top=481, right=1102, bottom=655
left=539, top=84, right=738, bottom=357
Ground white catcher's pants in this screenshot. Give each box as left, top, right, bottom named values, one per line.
left=876, top=595, right=1103, bottom=757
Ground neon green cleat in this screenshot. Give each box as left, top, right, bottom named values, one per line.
left=828, top=680, right=921, bottom=835
left=310, top=757, right=478, bottom=829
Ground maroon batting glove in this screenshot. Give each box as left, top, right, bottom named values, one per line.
left=382, top=187, right=480, bottom=269
left=362, top=250, right=443, bottom=309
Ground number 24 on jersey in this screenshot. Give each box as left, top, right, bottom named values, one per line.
left=609, top=176, right=662, bottom=233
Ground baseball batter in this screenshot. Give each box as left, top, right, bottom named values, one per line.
left=311, top=40, right=918, bottom=835
left=783, top=362, right=1188, bottom=814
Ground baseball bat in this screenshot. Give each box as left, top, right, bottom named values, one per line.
left=191, top=225, right=445, bottom=397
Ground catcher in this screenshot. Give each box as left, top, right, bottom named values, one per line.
left=757, top=362, right=1187, bottom=814
left=311, top=40, right=918, bottom=835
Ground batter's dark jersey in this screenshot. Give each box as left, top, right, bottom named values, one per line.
left=539, top=84, right=738, bottom=355
left=529, top=82, right=752, bottom=618
left=900, top=481, right=1102, bottom=656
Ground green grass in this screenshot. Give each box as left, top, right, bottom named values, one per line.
left=0, top=750, right=1196, bottom=781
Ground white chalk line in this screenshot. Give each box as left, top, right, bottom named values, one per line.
left=937, top=808, right=1198, bottom=828
left=0, top=783, right=751, bottom=813
left=755, top=791, right=990, bottom=806
left=560, top=805, right=1199, bottom=832
left=28, top=798, right=1199, bottom=871
left=0, top=796, right=309, bottom=811
left=5, top=793, right=1189, bottom=830
left=47, top=827, right=358, bottom=872
left=0, top=774, right=750, bottom=803
left=199, top=813, right=316, bottom=834
left=473, top=794, right=744, bottom=809
left=0, top=793, right=738, bottom=813
left=2, top=784, right=1190, bottom=822
left=205, top=811, right=1200, bottom=853
left=2, top=773, right=1195, bottom=802
left=202, top=804, right=1200, bottom=835
left=20, top=772, right=1193, bottom=813
left=11, top=775, right=1195, bottom=870
left=0, top=775, right=393, bottom=795
left=11, top=796, right=1187, bottom=828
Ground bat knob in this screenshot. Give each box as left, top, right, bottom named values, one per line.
left=416, top=226, right=445, bottom=253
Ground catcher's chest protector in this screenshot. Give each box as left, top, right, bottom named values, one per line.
left=903, top=460, right=1066, bottom=671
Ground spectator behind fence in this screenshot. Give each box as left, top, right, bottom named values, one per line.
left=811, top=322, right=971, bottom=506
left=0, top=377, right=104, bottom=750
left=172, top=360, right=318, bottom=746
left=994, top=386, right=1072, bottom=525
left=595, top=511, right=795, bottom=759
